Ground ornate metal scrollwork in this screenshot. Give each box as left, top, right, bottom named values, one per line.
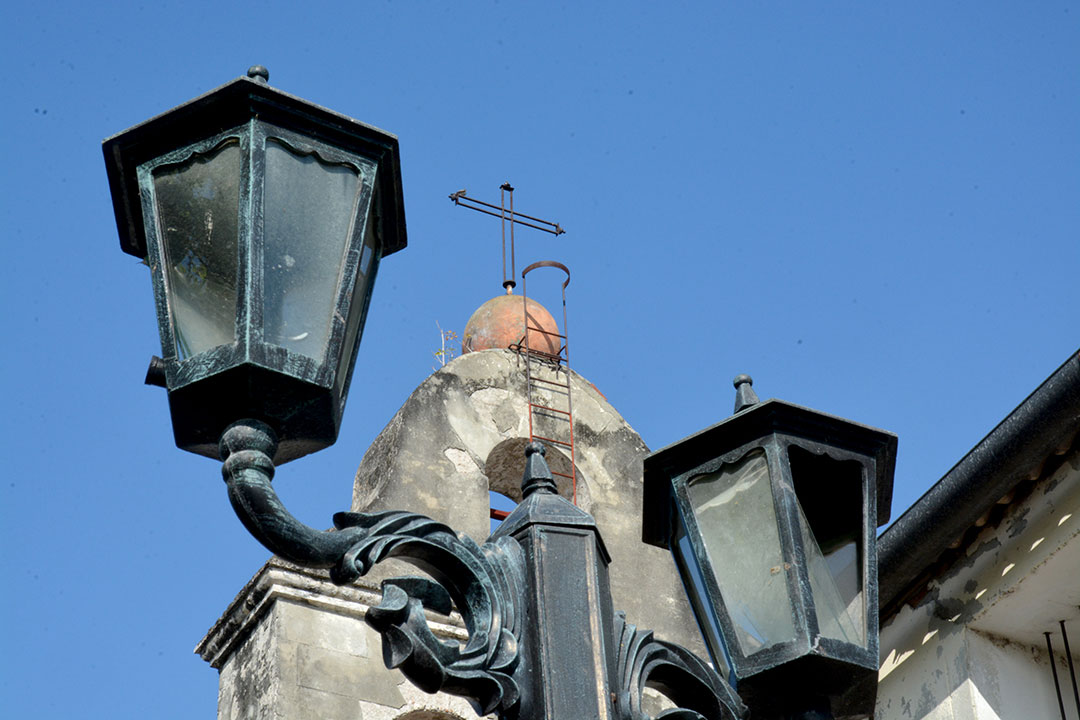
left=220, top=419, right=525, bottom=717
left=332, top=511, right=525, bottom=716
left=221, top=420, right=748, bottom=720
left=614, top=612, right=747, bottom=720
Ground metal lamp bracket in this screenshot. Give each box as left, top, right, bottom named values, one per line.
left=219, top=420, right=745, bottom=720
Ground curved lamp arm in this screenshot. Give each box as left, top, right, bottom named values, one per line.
left=219, top=420, right=365, bottom=567
left=219, top=420, right=525, bottom=717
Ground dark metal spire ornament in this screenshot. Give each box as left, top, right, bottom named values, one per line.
left=733, top=374, right=759, bottom=413
left=520, top=441, right=558, bottom=497
left=246, top=65, right=269, bottom=83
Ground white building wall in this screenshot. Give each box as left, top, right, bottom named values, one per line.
left=876, top=448, right=1080, bottom=719
left=965, top=630, right=1069, bottom=720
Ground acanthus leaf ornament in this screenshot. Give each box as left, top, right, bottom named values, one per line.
left=615, top=612, right=747, bottom=720
left=332, top=509, right=525, bottom=715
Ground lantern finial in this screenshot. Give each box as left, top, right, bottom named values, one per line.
left=733, top=373, right=759, bottom=413
left=247, top=65, right=270, bottom=84
left=521, top=442, right=558, bottom=498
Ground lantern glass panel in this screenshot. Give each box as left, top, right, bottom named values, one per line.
left=789, top=447, right=865, bottom=646
left=795, top=506, right=863, bottom=644
left=687, top=448, right=796, bottom=655
left=152, top=138, right=242, bottom=359
left=262, top=137, right=361, bottom=362
left=673, top=526, right=731, bottom=678
left=335, top=220, right=379, bottom=400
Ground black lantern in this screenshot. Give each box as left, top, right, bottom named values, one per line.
left=643, top=376, right=896, bottom=719
left=104, top=67, right=406, bottom=463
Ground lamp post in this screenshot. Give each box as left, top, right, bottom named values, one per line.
left=105, top=70, right=895, bottom=720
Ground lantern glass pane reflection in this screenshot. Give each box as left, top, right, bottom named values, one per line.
left=673, top=526, right=731, bottom=678
left=687, top=449, right=796, bottom=655
left=153, top=139, right=241, bottom=359
left=263, top=138, right=360, bottom=362
left=789, top=446, right=866, bottom=646
left=334, top=222, right=379, bottom=400
left=796, top=508, right=863, bottom=644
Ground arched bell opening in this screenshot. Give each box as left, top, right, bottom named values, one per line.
left=484, top=436, right=590, bottom=525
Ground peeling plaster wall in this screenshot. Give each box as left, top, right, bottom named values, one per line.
left=876, top=449, right=1080, bottom=719
left=351, top=349, right=702, bottom=656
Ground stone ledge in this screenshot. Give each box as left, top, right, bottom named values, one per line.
left=196, top=556, right=468, bottom=670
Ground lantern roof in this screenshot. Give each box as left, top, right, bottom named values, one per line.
left=103, top=68, right=406, bottom=260
left=643, top=397, right=897, bottom=548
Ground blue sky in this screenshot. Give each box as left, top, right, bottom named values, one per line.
left=2, top=2, right=1077, bottom=717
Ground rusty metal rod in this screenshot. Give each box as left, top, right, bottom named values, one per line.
left=524, top=324, right=568, bottom=339
left=529, top=376, right=570, bottom=388
left=531, top=434, right=572, bottom=448
left=507, top=345, right=569, bottom=368
left=451, top=193, right=563, bottom=231
left=507, top=184, right=516, bottom=286
left=1060, top=620, right=1080, bottom=717
left=1046, top=632, right=1068, bottom=720
left=529, top=403, right=571, bottom=416
left=500, top=185, right=508, bottom=287
left=452, top=202, right=564, bottom=235
left=524, top=350, right=563, bottom=364
left=515, top=339, right=564, bottom=360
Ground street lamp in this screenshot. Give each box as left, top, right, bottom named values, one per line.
left=103, top=65, right=406, bottom=463
left=106, top=70, right=896, bottom=720
left=643, top=375, right=897, bottom=719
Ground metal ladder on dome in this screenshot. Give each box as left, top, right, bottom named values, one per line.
left=510, top=261, right=577, bottom=505
left=448, top=184, right=571, bottom=519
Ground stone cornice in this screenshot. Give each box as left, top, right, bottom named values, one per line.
left=195, top=556, right=467, bottom=669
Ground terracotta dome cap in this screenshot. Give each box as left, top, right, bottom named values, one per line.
left=462, top=294, right=560, bottom=356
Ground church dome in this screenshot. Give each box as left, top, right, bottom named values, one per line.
left=462, top=293, right=561, bottom=356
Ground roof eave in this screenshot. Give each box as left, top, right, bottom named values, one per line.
left=878, top=349, right=1080, bottom=620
